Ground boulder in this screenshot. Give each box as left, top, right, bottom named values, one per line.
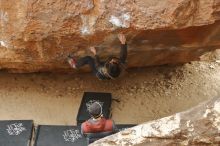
left=90, top=97, right=220, bottom=146
left=1, top=0, right=220, bottom=72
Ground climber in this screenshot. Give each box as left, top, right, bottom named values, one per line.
left=81, top=102, right=118, bottom=143
left=67, top=33, right=127, bottom=80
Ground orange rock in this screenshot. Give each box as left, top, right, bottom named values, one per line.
left=0, top=0, right=220, bottom=72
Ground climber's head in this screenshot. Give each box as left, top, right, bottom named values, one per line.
left=106, top=58, right=121, bottom=78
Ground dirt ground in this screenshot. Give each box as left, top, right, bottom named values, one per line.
left=0, top=56, right=220, bottom=126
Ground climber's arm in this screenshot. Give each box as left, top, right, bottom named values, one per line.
left=118, top=34, right=127, bottom=64
left=90, top=46, right=102, bottom=65
left=119, top=43, right=127, bottom=64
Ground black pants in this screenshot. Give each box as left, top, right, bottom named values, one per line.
left=76, top=56, right=98, bottom=75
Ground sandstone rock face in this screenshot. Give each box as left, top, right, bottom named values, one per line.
left=90, top=97, right=220, bottom=146
left=1, top=0, right=220, bottom=72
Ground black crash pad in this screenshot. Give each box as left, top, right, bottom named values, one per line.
left=34, top=125, right=87, bottom=146
left=117, top=124, right=136, bottom=131
left=77, top=92, right=112, bottom=125
left=0, top=120, right=33, bottom=146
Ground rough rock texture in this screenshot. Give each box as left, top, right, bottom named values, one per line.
left=90, top=97, right=220, bottom=146
left=1, top=0, right=220, bottom=72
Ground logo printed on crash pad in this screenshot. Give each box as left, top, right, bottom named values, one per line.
left=63, top=129, right=82, bottom=142
left=86, top=100, right=104, bottom=111
left=6, top=123, right=26, bottom=135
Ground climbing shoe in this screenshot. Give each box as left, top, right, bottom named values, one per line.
left=67, top=55, right=77, bottom=69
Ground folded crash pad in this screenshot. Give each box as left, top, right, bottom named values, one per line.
left=77, top=92, right=112, bottom=125
left=34, top=125, right=87, bottom=146
left=0, top=120, right=33, bottom=146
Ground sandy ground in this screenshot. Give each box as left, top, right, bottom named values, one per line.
left=0, top=59, right=220, bottom=126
